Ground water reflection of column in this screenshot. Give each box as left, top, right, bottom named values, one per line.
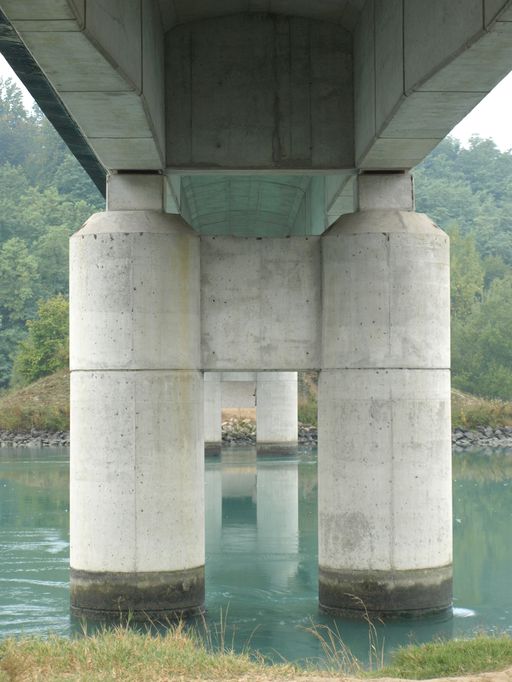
left=221, top=450, right=257, bottom=500
left=256, top=461, right=299, bottom=589
left=205, top=464, right=222, bottom=550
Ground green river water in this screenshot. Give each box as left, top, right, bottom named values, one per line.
left=0, top=446, right=511, bottom=666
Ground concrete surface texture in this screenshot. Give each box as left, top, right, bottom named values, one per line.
left=201, top=236, right=321, bottom=369
left=318, top=201, right=452, bottom=617
left=221, top=379, right=257, bottom=410
left=69, top=178, right=205, bottom=618
left=256, top=372, right=299, bottom=446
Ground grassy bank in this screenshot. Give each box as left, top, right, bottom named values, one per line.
left=1, top=629, right=512, bottom=682
left=0, top=626, right=298, bottom=682
left=1, top=370, right=512, bottom=433
left=0, top=370, right=69, bottom=432
left=451, top=389, right=512, bottom=429
left=371, top=635, right=512, bottom=679
left=300, top=376, right=512, bottom=431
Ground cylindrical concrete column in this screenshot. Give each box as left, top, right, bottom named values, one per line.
left=256, top=372, right=298, bottom=454
left=319, top=201, right=452, bottom=619
left=204, top=373, right=222, bottom=455
left=69, top=174, right=204, bottom=620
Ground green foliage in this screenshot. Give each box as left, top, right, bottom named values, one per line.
left=415, top=137, right=512, bottom=400
left=448, top=225, right=484, bottom=319
left=0, top=77, right=102, bottom=386
left=11, top=296, right=69, bottom=387
left=298, top=399, right=317, bottom=426
left=0, top=238, right=39, bottom=322
left=452, top=276, right=512, bottom=400
left=33, top=226, right=70, bottom=297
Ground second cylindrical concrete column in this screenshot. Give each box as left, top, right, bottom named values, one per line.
left=69, top=175, right=204, bottom=620
left=318, top=175, right=452, bottom=618
left=204, top=372, right=222, bottom=454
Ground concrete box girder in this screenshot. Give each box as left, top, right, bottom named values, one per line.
left=0, top=0, right=76, bottom=20
left=417, top=21, right=512, bottom=92
left=85, top=0, right=142, bottom=92
left=1, top=0, right=165, bottom=171
left=403, top=0, right=483, bottom=93
left=165, top=13, right=354, bottom=171
left=3, top=0, right=512, bottom=225
left=20, top=27, right=131, bottom=92
left=356, top=0, right=512, bottom=169
left=158, top=0, right=366, bottom=32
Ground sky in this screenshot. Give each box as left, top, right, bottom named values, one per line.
left=1, top=53, right=512, bottom=152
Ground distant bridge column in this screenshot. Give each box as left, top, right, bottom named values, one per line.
left=204, top=372, right=222, bottom=455
left=318, top=172, right=452, bottom=618
left=69, top=173, right=205, bottom=620
left=256, top=372, right=298, bottom=454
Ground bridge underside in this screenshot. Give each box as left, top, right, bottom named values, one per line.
left=1, top=0, right=511, bottom=620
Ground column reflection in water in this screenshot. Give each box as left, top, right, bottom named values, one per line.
left=221, top=450, right=257, bottom=501
left=205, top=463, right=222, bottom=550
left=256, top=460, right=299, bottom=589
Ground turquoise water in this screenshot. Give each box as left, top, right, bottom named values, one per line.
left=1, top=446, right=512, bottom=665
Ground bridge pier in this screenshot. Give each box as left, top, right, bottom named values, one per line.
left=204, top=371, right=298, bottom=453
left=204, top=372, right=222, bottom=454
left=256, top=372, right=298, bottom=454
left=69, top=174, right=205, bottom=620
left=318, top=174, right=453, bottom=618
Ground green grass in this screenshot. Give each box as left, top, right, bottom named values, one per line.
left=452, top=388, right=512, bottom=429
left=0, top=626, right=300, bottom=682
left=370, top=635, right=512, bottom=679
left=298, top=398, right=318, bottom=427
left=1, top=629, right=512, bottom=682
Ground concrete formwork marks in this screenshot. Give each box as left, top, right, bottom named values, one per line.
left=200, top=236, right=321, bottom=370
left=165, top=14, right=353, bottom=170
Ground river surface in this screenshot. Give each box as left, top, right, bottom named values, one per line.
left=1, top=446, right=511, bottom=666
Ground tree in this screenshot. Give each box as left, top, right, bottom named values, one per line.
left=0, top=78, right=102, bottom=387
left=11, top=295, right=69, bottom=386
left=449, top=225, right=484, bottom=320
left=33, top=226, right=70, bottom=298
left=452, top=276, right=512, bottom=400
left=0, top=238, right=39, bottom=324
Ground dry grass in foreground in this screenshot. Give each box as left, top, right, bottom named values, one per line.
left=452, top=389, right=512, bottom=429
left=2, top=627, right=512, bottom=682
left=0, top=626, right=302, bottom=682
